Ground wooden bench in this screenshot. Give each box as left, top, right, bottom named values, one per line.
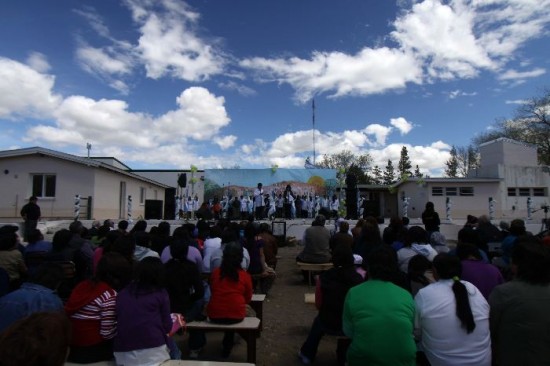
left=250, top=294, right=266, bottom=331
left=296, top=262, right=333, bottom=286
left=185, top=317, right=260, bottom=364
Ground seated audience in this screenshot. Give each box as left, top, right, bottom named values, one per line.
left=299, top=245, right=363, bottom=365
left=207, top=242, right=253, bottom=358
left=489, top=239, right=550, bottom=366
left=64, top=252, right=132, bottom=363
left=0, top=262, right=64, bottom=332
left=397, top=226, right=437, bottom=273
left=165, top=239, right=206, bottom=359
left=297, top=215, right=331, bottom=264
left=407, top=254, right=435, bottom=297
left=114, top=257, right=172, bottom=365
left=343, top=246, right=416, bottom=366
left=24, top=228, right=52, bottom=253
left=456, top=243, right=504, bottom=300
left=0, top=225, right=27, bottom=291
left=243, top=222, right=276, bottom=295
left=415, top=253, right=491, bottom=366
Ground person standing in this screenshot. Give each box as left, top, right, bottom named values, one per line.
left=422, top=202, right=440, bottom=238
left=20, top=196, right=41, bottom=242
left=254, top=183, right=265, bottom=220
left=283, top=185, right=295, bottom=219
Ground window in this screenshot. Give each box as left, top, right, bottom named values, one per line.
left=140, top=187, right=146, bottom=204
left=445, top=187, right=457, bottom=196
left=507, top=188, right=517, bottom=196
left=518, top=188, right=530, bottom=196
left=32, top=174, right=56, bottom=198
left=459, top=187, right=474, bottom=196
left=432, top=187, right=443, bottom=196
left=533, top=188, right=546, bottom=197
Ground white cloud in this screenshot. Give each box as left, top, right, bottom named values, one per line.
left=125, top=0, right=225, bottom=81
left=498, top=67, right=546, bottom=81
left=76, top=46, right=133, bottom=76
left=0, top=57, right=61, bottom=119
left=364, top=124, right=392, bottom=146
left=26, top=52, right=51, bottom=73
left=390, top=117, right=413, bottom=135
left=215, top=135, right=237, bottom=150
left=240, top=47, right=422, bottom=103
left=154, top=87, right=231, bottom=141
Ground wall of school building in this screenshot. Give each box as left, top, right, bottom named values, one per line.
left=0, top=155, right=165, bottom=220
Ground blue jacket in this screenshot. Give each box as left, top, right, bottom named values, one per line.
left=0, top=282, right=63, bottom=332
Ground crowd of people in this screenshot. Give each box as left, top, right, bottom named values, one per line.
left=1, top=201, right=550, bottom=365
left=295, top=203, right=550, bottom=366
left=0, top=217, right=278, bottom=365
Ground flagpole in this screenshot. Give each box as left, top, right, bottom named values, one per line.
left=312, top=99, right=316, bottom=166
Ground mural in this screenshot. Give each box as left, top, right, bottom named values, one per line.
left=204, top=168, right=338, bottom=201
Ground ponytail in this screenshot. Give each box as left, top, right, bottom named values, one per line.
left=433, top=254, right=476, bottom=334
left=451, top=276, right=476, bottom=333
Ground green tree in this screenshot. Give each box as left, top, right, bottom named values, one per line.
left=383, top=159, right=396, bottom=185
left=473, top=88, right=550, bottom=165
left=372, top=165, right=383, bottom=185
left=316, top=150, right=372, bottom=184
left=398, top=146, right=413, bottom=178
left=445, top=146, right=459, bottom=177
left=455, top=145, right=479, bottom=177
left=414, top=165, right=423, bottom=178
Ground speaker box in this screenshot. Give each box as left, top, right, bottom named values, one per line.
left=144, top=200, right=163, bottom=220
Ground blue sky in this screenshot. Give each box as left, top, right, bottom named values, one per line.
left=1, top=0, right=549, bottom=176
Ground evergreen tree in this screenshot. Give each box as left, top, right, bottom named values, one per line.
left=398, top=146, right=413, bottom=178
left=383, top=159, right=396, bottom=185
left=414, top=165, right=423, bottom=178
left=445, top=146, right=459, bottom=177
left=372, top=165, right=383, bottom=185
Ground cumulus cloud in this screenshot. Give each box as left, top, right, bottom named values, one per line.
left=214, top=135, right=237, bottom=150
left=390, top=117, right=413, bottom=135
left=240, top=48, right=422, bottom=103
left=0, top=57, right=61, bottom=118
left=124, top=0, right=225, bottom=81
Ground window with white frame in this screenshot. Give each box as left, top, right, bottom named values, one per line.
left=533, top=188, right=546, bottom=197
left=507, top=188, right=517, bottom=196
left=32, top=174, right=56, bottom=198
left=518, top=188, right=530, bottom=196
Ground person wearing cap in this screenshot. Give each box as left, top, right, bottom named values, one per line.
left=20, top=196, right=41, bottom=242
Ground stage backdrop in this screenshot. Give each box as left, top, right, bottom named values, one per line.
left=204, top=168, right=338, bottom=200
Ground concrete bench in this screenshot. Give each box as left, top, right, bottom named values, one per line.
left=250, top=294, right=266, bottom=331
left=186, top=317, right=260, bottom=364
left=296, top=262, right=333, bottom=286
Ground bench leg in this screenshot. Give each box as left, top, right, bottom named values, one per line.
left=240, top=330, right=257, bottom=364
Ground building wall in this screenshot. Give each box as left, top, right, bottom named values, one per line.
left=0, top=155, right=166, bottom=220
left=92, top=168, right=166, bottom=220
left=0, top=155, right=95, bottom=218
left=479, top=138, right=538, bottom=167
left=133, top=171, right=205, bottom=200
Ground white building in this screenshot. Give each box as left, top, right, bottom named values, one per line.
left=394, top=138, right=549, bottom=223
left=0, top=147, right=169, bottom=220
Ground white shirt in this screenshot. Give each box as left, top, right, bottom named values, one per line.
left=202, top=237, right=222, bottom=273
left=253, top=188, right=264, bottom=207
left=415, top=280, right=491, bottom=366
left=397, top=244, right=438, bottom=273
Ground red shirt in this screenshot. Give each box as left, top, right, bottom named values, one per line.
left=207, top=267, right=252, bottom=320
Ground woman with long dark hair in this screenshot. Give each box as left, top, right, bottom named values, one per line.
left=207, top=242, right=253, bottom=358
left=113, top=257, right=172, bottom=365
left=414, top=253, right=491, bottom=366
